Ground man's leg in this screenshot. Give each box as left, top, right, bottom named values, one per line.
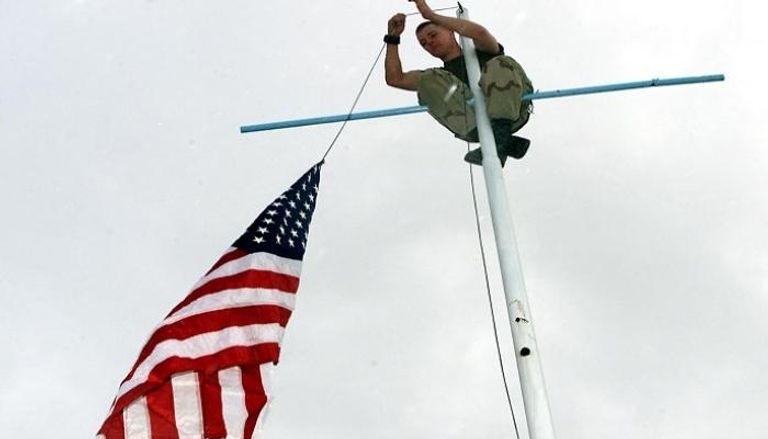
left=479, top=55, right=533, bottom=128
left=417, top=68, right=477, bottom=141
left=476, top=56, right=534, bottom=162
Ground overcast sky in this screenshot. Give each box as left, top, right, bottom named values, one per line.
left=1, top=1, right=766, bottom=438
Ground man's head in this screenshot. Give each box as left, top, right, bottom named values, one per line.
left=415, top=21, right=461, bottom=61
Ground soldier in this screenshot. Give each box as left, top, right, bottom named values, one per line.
left=385, top=0, right=533, bottom=166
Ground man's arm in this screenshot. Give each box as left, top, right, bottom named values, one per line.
left=385, top=13, right=421, bottom=91
left=412, top=0, right=500, bottom=54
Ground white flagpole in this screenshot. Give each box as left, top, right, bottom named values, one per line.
left=456, top=6, right=556, bottom=439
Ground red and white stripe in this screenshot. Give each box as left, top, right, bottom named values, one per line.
left=98, top=248, right=301, bottom=438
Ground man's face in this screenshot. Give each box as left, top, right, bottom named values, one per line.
left=416, top=24, right=455, bottom=59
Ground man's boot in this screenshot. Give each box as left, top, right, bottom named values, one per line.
left=463, top=118, right=530, bottom=166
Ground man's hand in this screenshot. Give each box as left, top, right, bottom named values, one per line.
left=410, top=0, right=435, bottom=20
left=387, top=13, right=406, bottom=36
left=408, top=0, right=500, bottom=54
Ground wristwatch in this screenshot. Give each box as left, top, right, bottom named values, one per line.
left=383, top=34, right=401, bottom=45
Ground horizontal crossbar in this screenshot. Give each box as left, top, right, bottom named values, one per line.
left=240, top=74, right=724, bottom=133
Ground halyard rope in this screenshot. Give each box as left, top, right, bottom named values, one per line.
left=321, top=11, right=521, bottom=436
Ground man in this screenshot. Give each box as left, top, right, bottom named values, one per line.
left=385, top=0, right=534, bottom=166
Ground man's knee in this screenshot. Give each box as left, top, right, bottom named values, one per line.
left=417, top=68, right=468, bottom=106
left=416, top=69, right=477, bottom=139
left=480, top=55, right=534, bottom=122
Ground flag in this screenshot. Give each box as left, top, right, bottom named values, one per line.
left=98, top=162, right=323, bottom=439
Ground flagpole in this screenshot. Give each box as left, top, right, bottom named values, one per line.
left=457, top=6, right=556, bottom=439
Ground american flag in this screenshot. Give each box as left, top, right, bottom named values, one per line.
left=98, top=162, right=323, bottom=439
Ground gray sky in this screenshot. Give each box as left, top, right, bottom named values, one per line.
left=1, top=1, right=765, bottom=438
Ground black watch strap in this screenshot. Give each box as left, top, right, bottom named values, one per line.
left=384, top=34, right=401, bottom=45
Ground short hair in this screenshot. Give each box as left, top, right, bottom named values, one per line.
left=415, top=21, right=438, bottom=35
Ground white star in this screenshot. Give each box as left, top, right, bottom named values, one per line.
left=279, top=194, right=287, bottom=200
left=303, top=202, right=310, bottom=210
left=285, top=210, right=292, bottom=218
left=288, top=238, right=295, bottom=247
left=290, top=229, right=299, bottom=237
left=295, top=220, right=304, bottom=229
left=266, top=210, right=277, bottom=216
left=257, top=227, right=268, bottom=234
left=289, top=200, right=297, bottom=208
left=273, top=201, right=283, bottom=207
left=279, top=226, right=286, bottom=235
left=263, top=218, right=274, bottom=225
left=276, top=235, right=282, bottom=245
left=308, top=194, right=315, bottom=202
left=299, top=211, right=307, bottom=219
left=254, top=236, right=265, bottom=244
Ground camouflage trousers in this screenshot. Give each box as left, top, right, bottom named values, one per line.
left=417, top=55, right=533, bottom=142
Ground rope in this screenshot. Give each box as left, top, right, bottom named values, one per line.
left=467, top=159, right=521, bottom=439
left=319, top=13, right=521, bottom=435
left=321, top=43, right=386, bottom=161
left=320, top=5, right=458, bottom=161
left=406, top=6, right=458, bottom=16
left=460, top=52, right=520, bottom=434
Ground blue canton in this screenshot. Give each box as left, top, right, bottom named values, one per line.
left=234, top=163, right=322, bottom=260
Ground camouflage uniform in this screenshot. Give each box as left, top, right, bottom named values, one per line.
left=416, top=47, right=533, bottom=142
